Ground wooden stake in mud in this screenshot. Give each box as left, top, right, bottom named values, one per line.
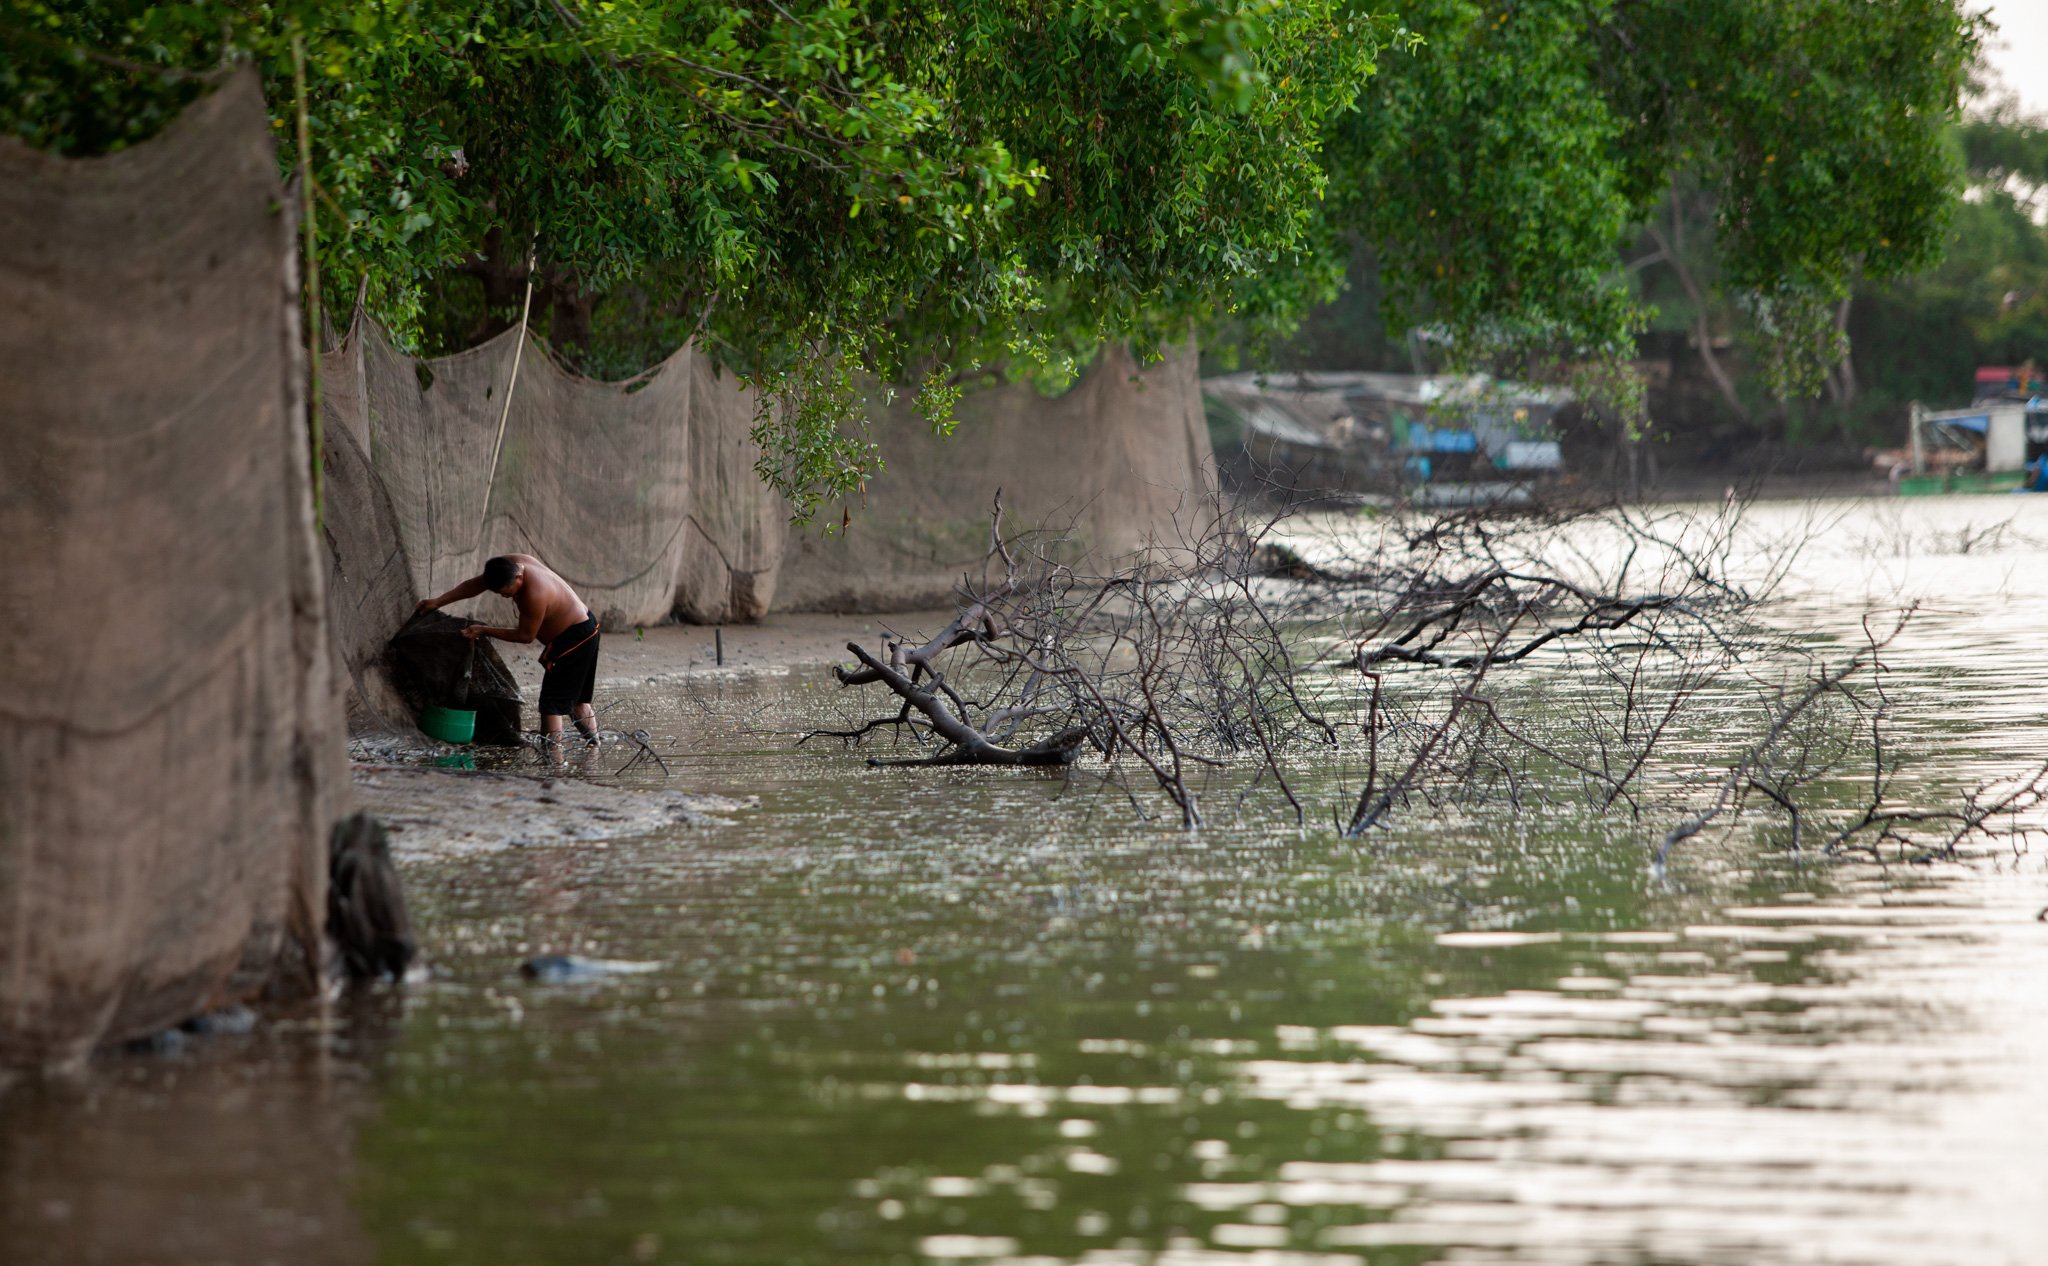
left=291, top=34, right=322, bottom=529
left=715, top=627, right=724, bottom=666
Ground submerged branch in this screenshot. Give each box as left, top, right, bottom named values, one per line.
left=838, top=642, right=1086, bottom=767
left=801, top=491, right=2037, bottom=862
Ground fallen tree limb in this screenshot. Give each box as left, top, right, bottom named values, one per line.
left=838, top=642, right=1087, bottom=767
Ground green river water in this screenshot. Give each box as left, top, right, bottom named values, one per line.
left=4, top=497, right=2046, bottom=1266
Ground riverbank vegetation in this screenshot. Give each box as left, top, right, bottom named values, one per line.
left=1259, top=5, right=2044, bottom=471
left=1, top=0, right=1993, bottom=513
left=7, top=2, right=2027, bottom=855
left=2, top=0, right=1394, bottom=515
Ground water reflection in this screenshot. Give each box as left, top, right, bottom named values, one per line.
left=0, top=993, right=401, bottom=1266
left=4, top=497, right=2048, bottom=1266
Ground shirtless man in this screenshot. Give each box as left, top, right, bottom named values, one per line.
left=417, top=554, right=601, bottom=748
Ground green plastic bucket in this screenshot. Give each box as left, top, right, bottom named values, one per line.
left=420, top=704, right=476, bottom=744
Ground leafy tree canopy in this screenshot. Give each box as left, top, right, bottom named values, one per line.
left=1, top=1, right=1984, bottom=504
left=1308, top=0, right=1979, bottom=406
left=2, top=0, right=1397, bottom=517
left=1849, top=102, right=2048, bottom=415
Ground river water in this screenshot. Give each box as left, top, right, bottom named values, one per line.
left=4, top=496, right=2046, bottom=1266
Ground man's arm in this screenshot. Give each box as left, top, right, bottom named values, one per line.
left=416, top=575, right=489, bottom=613
left=461, top=603, right=544, bottom=644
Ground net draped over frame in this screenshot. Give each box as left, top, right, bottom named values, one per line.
left=0, top=72, right=347, bottom=1068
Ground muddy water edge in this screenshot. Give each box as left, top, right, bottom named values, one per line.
left=3, top=496, right=2047, bottom=1266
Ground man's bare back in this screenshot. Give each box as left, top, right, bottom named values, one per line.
left=417, top=553, right=589, bottom=645
left=416, top=554, right=604, bottom=748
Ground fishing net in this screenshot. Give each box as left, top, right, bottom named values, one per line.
left=776, top=343, right=1216, bottom=611
left=676, top=360, right=788, bottom=622
left=319, top=315, right=788, bottom=721
left=0, top=71, right=347, bottom=1068
left=323, top=316, right=1211, bottom=674
left=385, top=613, right=524, bottom=746
left=320, top=399, right=422, bottom=733
left=322, top=317, right=692, bottom=629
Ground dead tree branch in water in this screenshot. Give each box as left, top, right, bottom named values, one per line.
left=1302, top=498, right=1774, bottom=835
left=810, top=494, right=1327, bottom=827
left=815, top=492, right=1772, bottom=832
left=1654, top=640, right=1882, bottom=871
left=835, top=641, right=1089, bottom=767
left=1353, top=573, right=1689, bottom=671
left=1655, top=609, right=2048, bottom=871
left=805, top=496, right=1086, bottom=768
left=809, top=489, right=2042, bottom=859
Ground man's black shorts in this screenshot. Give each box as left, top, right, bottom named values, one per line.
left=537, top=613, right=601, bottom=716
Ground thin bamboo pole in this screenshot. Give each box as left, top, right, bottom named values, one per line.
left=479, top=238, right=540, bottom=547
left=291, top=34, right=322, bottom=528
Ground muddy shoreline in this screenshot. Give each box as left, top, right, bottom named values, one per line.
left=352, top=765, right=757, bottom=856
left=499, top=608, right=956, bottom=689
left=350, top=609, right=953, bottom=853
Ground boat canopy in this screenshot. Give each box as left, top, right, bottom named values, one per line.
left=1934, top=414, right=1991, bottom=434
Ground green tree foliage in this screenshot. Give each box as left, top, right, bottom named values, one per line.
left=1323, top=0, right=1635, bottom=363
left=1, top=0, right=1396, bottom=517
left=2, top=1, right=1986, bottom=496
left=1848, top=104, right=2048, bottom=416
left=1601, top=90, right=2046, bottom=451
left=1293, top=0, right=1978, bottom=411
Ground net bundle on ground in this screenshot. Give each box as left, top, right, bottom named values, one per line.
left=0, top=72, right=347, bottom=1070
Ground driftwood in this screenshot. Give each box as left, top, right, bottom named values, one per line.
left=809, top=497, right=1092, bottom=769
left=835, top=643, right=1089, bottom=767
left=809, top=488, right=2045, bottom=863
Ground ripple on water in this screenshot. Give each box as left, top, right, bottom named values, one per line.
left=7, top=499, right=2048, bottom=1266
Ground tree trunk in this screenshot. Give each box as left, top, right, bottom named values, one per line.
left=1824, top=296, right=1857, bottom=408
left=1645, top=221, right=1749, bottom=425
left=542, top=269, right=596, bottom=361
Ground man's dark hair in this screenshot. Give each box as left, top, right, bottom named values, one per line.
left=481, top=556, right=520, bottom=591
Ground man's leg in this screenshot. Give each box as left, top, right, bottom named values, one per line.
left=540, top=711, right=567, bottom=745
left=571, top=635, right=601, bottom=746
left=539, top=649, right=573, bottom=752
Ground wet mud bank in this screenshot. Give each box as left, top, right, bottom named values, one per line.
left=345, top=611, right=917, bottom=856
left=352, top=765, right=755, bottom=858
